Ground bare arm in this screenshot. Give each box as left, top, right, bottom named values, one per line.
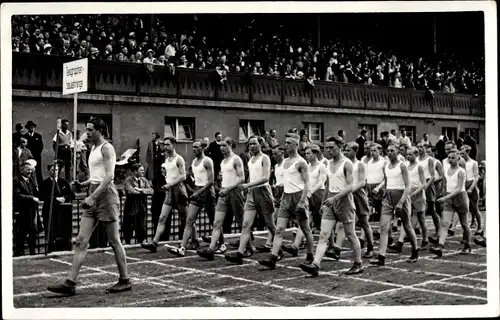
left=426, top=157, right=436, bottom=188
left=310, top=164, right=327, bottom=195
left=88, top=143, right=115, bottom=200
left=398, top=163, right=411, bottom=207
left=434, top=161, right=444, bottom=183
left=298, top=160, right=310, bottom=204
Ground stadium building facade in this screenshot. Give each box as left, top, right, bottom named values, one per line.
left=12, top=53, right=485, bottom=168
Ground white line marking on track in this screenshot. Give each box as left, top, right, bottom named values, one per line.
left=430, top=280, right=487, bottom=291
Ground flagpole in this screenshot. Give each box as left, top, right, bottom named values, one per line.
left=73, top=93, right=78, bottom=182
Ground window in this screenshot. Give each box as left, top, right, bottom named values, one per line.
left=358, top=124, right=377, bottom=142
left=303, top=122, right=324, bottom=144
left=442, top=127, right=457, bottom=142
left=239, top=119, right=264, bottom=142
left=399, top=126, right=415, bottom=145
left=465, top=128, right=480, bottom=145
left=77, top=113, right=113, bottom=140
left=165, top=117, right=195, bottom=141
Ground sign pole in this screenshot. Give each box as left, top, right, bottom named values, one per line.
left=73, top=93, right=78, bottom=181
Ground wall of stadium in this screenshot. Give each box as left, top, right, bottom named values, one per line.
left=12, top=90, right=485, bottom=172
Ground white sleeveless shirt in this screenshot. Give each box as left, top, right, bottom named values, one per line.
left=164, top=154, right=183, bottom=184
left=308, top=162, right=326, bottom=190
left=248, top=153, right=269, bottom=187
left=407, top=162, right=422, bottom=189
left=366, top=158, right=385, bottom=184
left=88, top=142, right=114, bottom=184
left=385, top=161, right=405, bottom=190
left=417, top=155, right=432, bottom=180
left=352, top=160, right=364, bottom=186
left=283, top=157, right=305, bottom=194
left=192, top=157, right=212, bottom=187
left=445, top=167, right=466, bottom=193
left=274, top=161, right=285, bottom=187
left=327, top=157, right=351, bottom=193
left=220, top=154, right=240, bottom=188
left=465, top=158, right=477, bottom=182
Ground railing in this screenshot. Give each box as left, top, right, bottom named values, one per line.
left=12, top=53, right=485, bottom=117
left=12, top=194, right=244, bottom=257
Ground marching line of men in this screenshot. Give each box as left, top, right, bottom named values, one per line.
left=137, top=132, right=486, bottom=277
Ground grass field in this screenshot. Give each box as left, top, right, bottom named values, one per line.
left=12, top=215, right=487, bottom=308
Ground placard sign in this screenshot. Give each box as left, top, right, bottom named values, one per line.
left=62, top=58, right=88, bottom=96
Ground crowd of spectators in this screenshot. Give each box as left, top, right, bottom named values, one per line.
left=12, top=14, right=484, bottom=95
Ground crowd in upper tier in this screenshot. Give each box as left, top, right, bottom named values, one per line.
left=12, top=14, right=485, bottom=95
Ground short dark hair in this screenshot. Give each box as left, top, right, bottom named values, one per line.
left=360, top=129, right=367, bottom=135
left=223, top=137, right=236, bottom=149
left=338, top=130, right=345, bottom=136
left=325, top=136, right=344, bottom=146
left=214, top=132, right=221, bottom=138
left=15, top=123, right=23, bottom=131
left=164, top=137, right=177, bottom=145
left=87, top=117, right=106, bottom=133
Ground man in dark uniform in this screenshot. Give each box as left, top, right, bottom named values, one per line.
left=40, top=162, right=75, bottom=252
left=24, top=120, right=44, bottom=185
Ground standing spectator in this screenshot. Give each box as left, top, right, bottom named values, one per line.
left=421, top=133, right=432, bottom=147
left=13, top=137, right=34, bottom=180
left=464, top=132, right=477, bottom=160
left=39, top=163, right=75, bottom=252
left=206, top=132, right=224, bottom=179
left=355, top=130, right=367, bottom=160
left=269, top=129, right=280, bottom=148
left=123, top=164, right=154, bottom=245
left=435, top=135, right=447, bottom=162
left=145, top=132, right=164, bottom=182
left=398, top=129, right=412, bottom=148
left=24, top=121, right=44, bottom=184
left=52, top=119, right=73, bottom=181
left=456, top=132, right=465, bottom=150
left=338, top=130, right=346, bottom=140
left=13, top=123, right=25, bottom=147
left=151, top=164, right=168, bottom=241
left=74, top=130, right=89, bottom=181
left=13, top=162, right=43, bottom=256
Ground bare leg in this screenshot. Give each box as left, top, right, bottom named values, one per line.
left=238, top=210, right=257, bottom=254
left=153, top=204, right=173, bottom=244
left=69, top=216, right=98, bottom=281
left=181, top=205, right=200, bottom=247
left=378, top=214, right=392, bottom=256
left=343, top=221, right=362, bottom=264
left=312, top=219, right=336, bottom=267
left=104, top=221, right=129, bottom=279
left=271, top=217, right=289, bottom=256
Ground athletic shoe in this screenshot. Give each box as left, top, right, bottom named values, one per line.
left=407, top=250, right=419, bottom=263
left=186, top=240, right=200, bottom=250
left=299, top=262, right=319, bottom=277
left=277, top=249, right=284, bottom=261
left=201, top=236, right=211, bottom=243
left=474, top=229, right=484, bottom=236
left=363, top=250, right=374, bottom=259
left=141, top=242, right=157, bottom=253
left=324, top=247, right=340, bottom=260
left=447, top=229, right=455, bottom=236
left=474, top=238, right=486, bottom=247
left=197, top=248, right=215, bottom=261
left=105, top=278, right=132, bottom=294
left=168, top=246, right=186, bottom=257
left=428, top=236, right=439, bottom=245
left=344, top=263, right=363, bottom=275
left=225, top=251, right=244, bottom=264
left=282, top=244, right=298, bottom=257
left=242, top=246, right=255, bottom=258
left=258, top=254, right=278, bottom=269
left=215, top=243, right=227, bottom=254
left=298, top=240, right=307, bottom=250
left=369, top=254, right=385, bottom=266
left=255, top=244, right=272, bottom=253
left=429, top=246, right=443, bottom=257
left=388, top=241, right=403, bottom=254
left=460, top=246, right=471, bottom=255
left=47, top=279, right=76, bottom=296
left=470, top=221, right=477, bottom=229
left=419, top=241, right=429, bottom=251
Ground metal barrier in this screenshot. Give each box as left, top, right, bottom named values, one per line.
left=12, top=195, right=245, bottom=256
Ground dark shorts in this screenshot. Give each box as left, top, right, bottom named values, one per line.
left=164, top=183, right=188, bottom=208
left=425, top=179, right=436, bottom=202
left=277, top=191, right=309, bottom=222
left=465, top=181, right=479, bottom=201
left=273, top=185, right=284, bottom=207
left=216, top=188, right=245, bottom=225
left=381, top=189, right=411, bottom=219
left=309, top=189, right=325, bottom=216
left=322, top=192, right=355, bottom=223
left=82, top=183, right=120, bottom=222
left=366, top=183, right=384, bottom=201
left=443, top=191, right=469, bottom=215
left=435, top=181, right=443, bottom=198
left=244, top=184, right=275, bottom=216
left=353, top=188, right=370, bottom=217
left=190, top=185, right=215, bottom=208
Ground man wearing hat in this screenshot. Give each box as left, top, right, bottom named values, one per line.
left=25, top=120, right=44, bottom=184
left=13, top=161, right=43, bottom=256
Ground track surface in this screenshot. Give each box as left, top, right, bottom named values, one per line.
left=13, top=216, right=488, bottom=307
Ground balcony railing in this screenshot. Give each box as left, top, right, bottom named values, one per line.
left=12, top=53, right=485, bottom=117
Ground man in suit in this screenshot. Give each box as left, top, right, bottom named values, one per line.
left=206, top=132, right=224, bottom=179
left=13, top=137, right=34, bottom=181
left=40, top=163, right=75, bottom=252
left=355, top=130, right=367, bottom=160
left=13, top=122, right=25, bottom=147
left=145, top=132, right=164, bottom=183
left=13, top=161, right=43, bottom=256
left=24, top=120, right=44, bottom=184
